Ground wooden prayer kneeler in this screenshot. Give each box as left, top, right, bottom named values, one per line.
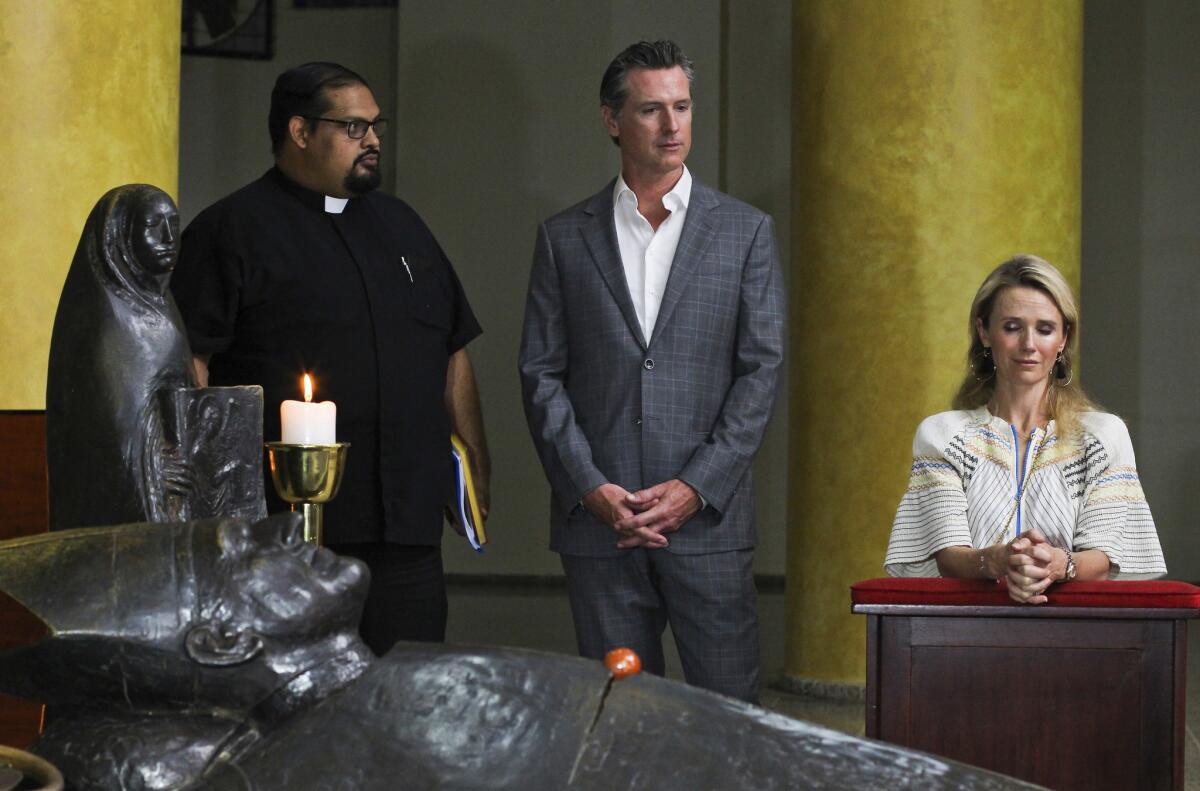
left=852, top=577, right=1200, bottom=791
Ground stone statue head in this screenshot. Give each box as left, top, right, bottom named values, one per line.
left=86, top=184, right=181, bottom=307
left=0, top=513, right=369, bottom=712
left=127, top=187, right=180, bottom=275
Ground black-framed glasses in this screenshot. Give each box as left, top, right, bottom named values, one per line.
left=304, top=116, right=388, bottom=140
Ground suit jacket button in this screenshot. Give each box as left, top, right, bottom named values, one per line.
left=643, top=358, right=655, bottom=370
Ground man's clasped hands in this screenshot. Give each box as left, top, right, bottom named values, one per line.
left=582, top=480, right=703, bottom=549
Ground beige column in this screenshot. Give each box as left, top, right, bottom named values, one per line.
left=785, top=0, right=1082, bottom=690
left=0, top=2, right=180, bottom=408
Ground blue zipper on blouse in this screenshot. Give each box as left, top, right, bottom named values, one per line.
left=1010, top=425, right=1039, bottom=535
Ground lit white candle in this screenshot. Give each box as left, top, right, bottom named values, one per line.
left=281, top=374, right=336, bottom=445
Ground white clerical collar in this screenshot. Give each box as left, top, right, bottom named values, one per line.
left=324, top=196, right=349, bottom=214
left=612, top=166, right=693, bottom=211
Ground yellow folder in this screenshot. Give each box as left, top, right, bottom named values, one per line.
left=449, top=433, right=487, bottom=550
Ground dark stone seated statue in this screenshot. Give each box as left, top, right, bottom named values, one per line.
left=0, top=517, right=1037, bottom=791
left=45, top=184, right=265, bottom=530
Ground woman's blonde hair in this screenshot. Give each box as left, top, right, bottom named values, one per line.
left=952, top=254, right=1098, bottom=434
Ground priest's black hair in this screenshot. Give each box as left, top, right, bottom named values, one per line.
left=269, top=62, right=371, bottom=154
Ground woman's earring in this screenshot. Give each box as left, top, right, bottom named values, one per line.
left=971, top=347, right=994, bottom=382
left=1054, top=352, right=1073, bottom=386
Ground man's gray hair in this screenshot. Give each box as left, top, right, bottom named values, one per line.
left=599, top=40, right=695, bottom=119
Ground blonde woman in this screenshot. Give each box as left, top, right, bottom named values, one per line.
left=885, top=255, right=1166, bottom=603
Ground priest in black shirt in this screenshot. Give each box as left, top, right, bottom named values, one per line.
left=171, top=62, right=489, bottom=654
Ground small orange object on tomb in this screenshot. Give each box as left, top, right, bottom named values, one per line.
left=604, top=647, right=642, bottom=679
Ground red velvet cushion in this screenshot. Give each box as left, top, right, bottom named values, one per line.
left=851, top=577, right=1200, bottom=609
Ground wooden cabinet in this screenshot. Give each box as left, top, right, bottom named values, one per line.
left=853, top=579, right=1200, bottom=791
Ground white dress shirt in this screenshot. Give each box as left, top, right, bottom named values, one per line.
left=611, top=168, right=706, bottom=510
left=612, top=166, right=692, bottom=342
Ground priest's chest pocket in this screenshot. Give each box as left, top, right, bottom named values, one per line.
left=401, top=256, right=455, bottom=351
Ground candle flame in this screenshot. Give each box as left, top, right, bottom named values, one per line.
left=303, top=374, right=314, bottom=403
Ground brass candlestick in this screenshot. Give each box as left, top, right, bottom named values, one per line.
left=265, top=442, right=350, bottom=544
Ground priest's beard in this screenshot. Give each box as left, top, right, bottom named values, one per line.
left=344, top=162, right=381, bottom=195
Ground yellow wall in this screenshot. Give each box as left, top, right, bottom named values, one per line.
left=0, top=2, right=180, bottom=408
left=786, top=0, right=1082, bottom=686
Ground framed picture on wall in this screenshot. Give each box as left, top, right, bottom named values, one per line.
left=182, top=0, right=274, bottom=61
left=294, top=1, right=396, bottom=6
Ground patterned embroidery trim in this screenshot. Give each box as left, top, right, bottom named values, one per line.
left=1066, top=435, right=1108, bottom=491
left=1087, top=466, right=1146, bottom=504
left=942, top=433, right=977, bottom=480
left=906, top=458, right=960, bottom=492
left=969, top=425, right=1011, bottom=472
left=1028, top=433, right=1072, bottom=476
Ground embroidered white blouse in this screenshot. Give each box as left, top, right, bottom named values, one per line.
left=885, top=407, right=1167, bottom=579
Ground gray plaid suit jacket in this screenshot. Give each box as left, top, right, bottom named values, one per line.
left=519, top=177, right=785, bottom=557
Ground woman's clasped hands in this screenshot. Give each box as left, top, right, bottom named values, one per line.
left=1001, top=528, right=1069, bottom=605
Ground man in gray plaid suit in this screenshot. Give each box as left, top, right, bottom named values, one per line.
left=518, top=40, right=785, bottom=702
